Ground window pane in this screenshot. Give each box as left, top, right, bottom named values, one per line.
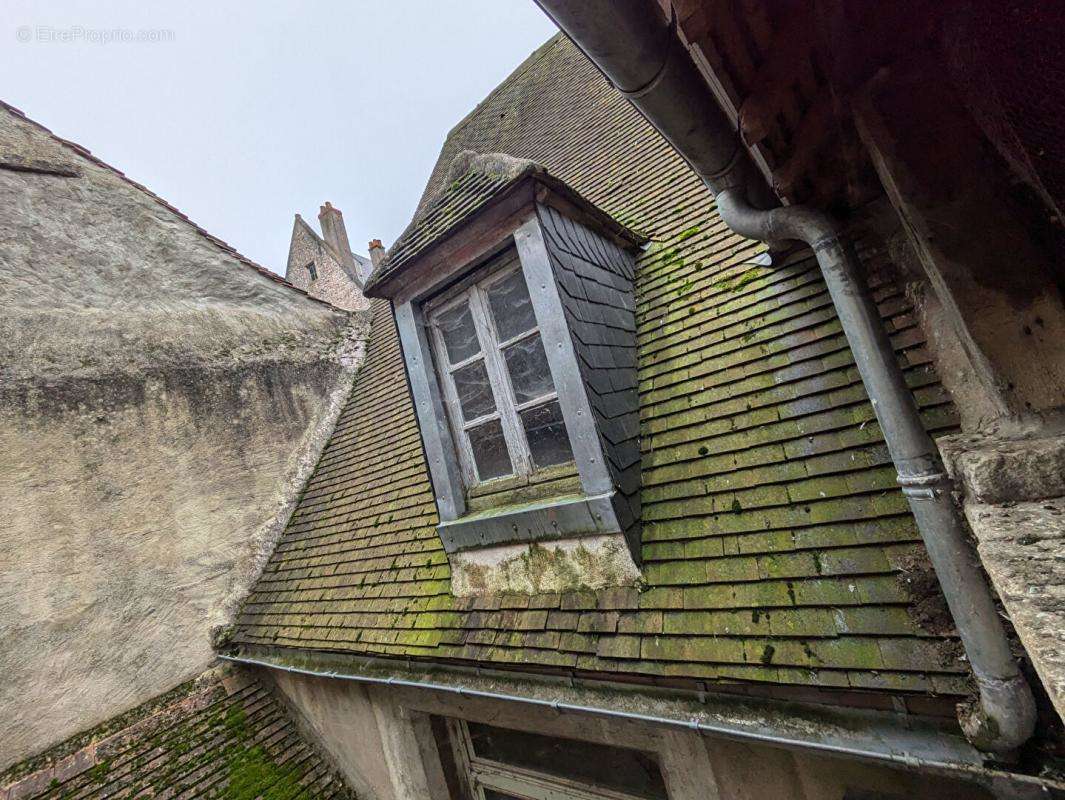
left=468, top=420, right=513, bottom=480
left=453, top=359, right=495, bottom=421
left=519, top=400, right=573, bottom=468
left=486, top=268, right=537, bottom=342
left=467, top=722, right=668, bottom=800
left=503, top=333, right=554, bottom=404
left=436, top=301, right=480, bottom=364
left=482, top=792, right=524, bottom=800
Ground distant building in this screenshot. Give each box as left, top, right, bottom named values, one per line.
left=285, top=202, right=371, bottom=312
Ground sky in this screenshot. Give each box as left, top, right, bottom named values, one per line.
left=1, top=1, right=558, bottom=273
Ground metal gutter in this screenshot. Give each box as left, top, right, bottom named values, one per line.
left=533, top=0, right=1037, bottom=753
left=220, top=648, right=1057, bottom=796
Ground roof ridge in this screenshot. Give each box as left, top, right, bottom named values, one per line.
left=0, top=99, right=335, bottom=310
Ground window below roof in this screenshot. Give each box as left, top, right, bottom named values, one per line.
left=305, top=261, right=318, bottom=282
left=435, top=716, right=670, bottom=800
left=426, top=250, right=575, bottom=491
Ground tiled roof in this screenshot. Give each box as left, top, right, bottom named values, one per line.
left=367, top=151, right=539, bottom=289
left=231, top=34, right=967, bottom=698
left=0, top=670, right=351, bottom=800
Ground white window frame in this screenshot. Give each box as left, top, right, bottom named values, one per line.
left=426, top=252, right=569, bottom=488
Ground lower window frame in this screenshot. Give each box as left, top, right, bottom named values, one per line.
left=444, top=717, right=668, bottom=800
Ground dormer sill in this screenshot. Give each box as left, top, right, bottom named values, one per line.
left=442, top=488, right=641, bottom=596
left=438, top=489, right=620, bottom=553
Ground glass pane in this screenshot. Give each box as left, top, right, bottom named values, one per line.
left=468, top=420, right=513, bottom=481
left=519, top=401, right=573, bottom=469
left=468, top=722, right=668, bottom=800
left=436, top=301, right=480, bottom=364
left=453, top=359, right=495, bottom=421
left=486, top=268, right=537, bottom=342
left=503, top=333, right=554, bottom=404
left=483, top=791, right=526, bottom=800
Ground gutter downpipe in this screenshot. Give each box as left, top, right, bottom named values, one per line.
left=534, top=0, right=1036, bottom=753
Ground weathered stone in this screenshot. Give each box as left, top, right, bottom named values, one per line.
left=285, top=209, right=371, bottom=312
left=941, top=431, right=1065, bottom=503
left=0, top=103, right=368, bottom=769
left=964, top=498, right=1065, bottom=723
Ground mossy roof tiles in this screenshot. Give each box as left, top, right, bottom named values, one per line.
left=232, top=34, right=967, bottom=697
left=1, top=672, right=350, bottom=800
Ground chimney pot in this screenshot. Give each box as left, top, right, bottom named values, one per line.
left=368, top=238, right=386, bottom=269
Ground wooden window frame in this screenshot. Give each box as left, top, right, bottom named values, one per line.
left=425, top=252, right=567, bottom=489
left=392, top=216, right=628, bottom=553
left=444, top=718, right=666, bottom=800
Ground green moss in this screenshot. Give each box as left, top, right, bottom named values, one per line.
left=675, top=225, right=701, bottom=242
left=87, top=760, right=110, bottom=784
left=224, top=706, right=249, bottom=741
left=730, top=499, right=743, bottom=514
left=224, top=747, right=308, bottom=800
left=711, top=267, right=763, bottom=293
left=759, top=644, right=776, bottom=665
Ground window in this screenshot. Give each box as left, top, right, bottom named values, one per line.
left=427, top=251, right=574, bottom=488
left=305, top=261, right=318, bottom=281
left=438, top=718, right=669, bottom=800
left=389, top=212, right=640, bottom=560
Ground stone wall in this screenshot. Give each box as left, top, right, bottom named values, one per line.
left=284, top=217, right=370, bottom=312
left=0, top=103, right=367, bottom=768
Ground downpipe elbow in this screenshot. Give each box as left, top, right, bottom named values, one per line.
left=713, top=185, right=837, bottom=253
left=961, top=673, right=1038, bottom=754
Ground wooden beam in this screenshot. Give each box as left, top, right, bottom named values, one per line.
left=770, top=91, right=835, bottom=196
left=737, top=5, right=816, bottom=145
left=851, top=80, right=1012, bottom=419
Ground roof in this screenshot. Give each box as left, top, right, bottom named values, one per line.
left=231, top=34, right=967, bottom=701
left=366, top=150, right=643, bottom=294
left=0, top=670, right=351, bottom=800
left=290, top=214, right=373, bottom=286
left=0, top=100, right=324, bottom=304
left=370, top=151, right=536, bottom=288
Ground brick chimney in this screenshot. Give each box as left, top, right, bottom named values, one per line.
left=368, top=239, right=386, bottom=270
left=318, top=202, right=359, bottom=277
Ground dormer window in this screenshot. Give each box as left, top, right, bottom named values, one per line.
left=364, top=151, right=645, bottom=594
left=427, top=250, right=573, bottom=487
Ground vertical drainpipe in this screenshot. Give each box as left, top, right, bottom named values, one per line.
left=534, top=0, right=1036, bottom=753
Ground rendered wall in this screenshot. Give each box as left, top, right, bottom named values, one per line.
left=0, top=104, right=366, bottom=768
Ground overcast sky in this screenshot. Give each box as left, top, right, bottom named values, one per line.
left=2, top=1, right=557, bottom=273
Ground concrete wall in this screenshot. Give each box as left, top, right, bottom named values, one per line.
left=0, top=104, right=367, bottom=768
left=266, top=669, right=998, bottom=800
left=285, top=217, right=370, bottom=312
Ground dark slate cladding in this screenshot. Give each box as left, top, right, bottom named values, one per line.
left=537, top=203, right=642, bottom=552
